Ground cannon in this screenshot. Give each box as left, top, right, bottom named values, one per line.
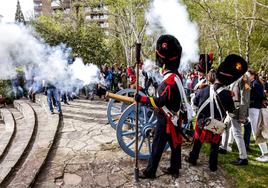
left=106, top=88, right=145, bottom=129
left=106, top=90, right=169, bottom=159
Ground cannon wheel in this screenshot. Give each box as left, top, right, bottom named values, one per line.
left=107, top=89, right=145, bottom=129
left=116, top=103, right=169, bottom=160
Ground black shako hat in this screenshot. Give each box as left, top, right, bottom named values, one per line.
left=197, top=54, right=213, bottom=74
left=156, top=34, right=182, bottom=71
left=216, top=54, right=248, bottom=86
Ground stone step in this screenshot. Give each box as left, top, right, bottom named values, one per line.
left=62, top=100, right=107, bottom=122
left=67, top=101, right=108, bottom=110
left=7, top=102, right=60, bottom=188
left=35, top=94, right=49, bottom=114
left=62, top=106, right=107, bottom=117
left=35, top=93, right=108, bottom=111
left=0, top=109, right=16, bottom=161
left=0, top=101, right=36, bottom=186
left=70, top=97, right=107, bottom=104
left=62, top=110, right=108, bottom=124
left=62, top=102, right=108, bottom=111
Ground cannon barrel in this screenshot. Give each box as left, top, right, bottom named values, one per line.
left=106, top=92, right=135, bottom=104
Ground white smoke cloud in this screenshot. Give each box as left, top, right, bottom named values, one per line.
left=143, top=59, right=163, bottom=84
left=146, top=0, right=199, bottom=71
left=70, top=58, right=100, bottom=86
left=0, top=23, right=99, bottom=92
left=143, top=59, right=157, bottom=73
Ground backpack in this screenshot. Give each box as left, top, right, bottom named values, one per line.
left=196, top=85, right=226, bottom=134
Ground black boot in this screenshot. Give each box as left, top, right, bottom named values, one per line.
left=231, top=158, right=248, bottom=166
left=209, top=165, right=217, bottom=172
left=218, top=147, right=227, bottom=154
left=138, top=170, right=156, bottom=179
left=185, top=156, right=197, bottom=166
left=161, top=167, right=179, bottom=178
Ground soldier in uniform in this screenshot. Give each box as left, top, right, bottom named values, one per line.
left=219, top=74, right=250, bottom=165
left=135, top=35, right=185, bottom=179
left=192, top=53, right=213, bottom=91
left=191, top=53, right=213, bottom=112
left=186, top=54, right=248, bottom=171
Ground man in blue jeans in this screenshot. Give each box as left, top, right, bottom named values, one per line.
left=44, top=82, right=62, bottom=116
left=11, top=78, right=24, bottom=99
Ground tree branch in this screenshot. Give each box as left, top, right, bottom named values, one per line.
left=256, top=1, right=268, bottom=8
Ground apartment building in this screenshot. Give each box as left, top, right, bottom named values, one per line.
left=33, top=0, right=109, bottom=28
left=33, top=0, right=52, bottom=16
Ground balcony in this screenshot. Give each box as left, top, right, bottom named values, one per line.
left=100, top=22, right=109, bottom=28
left=85, top=15, right=91, bottom=21
left=34, top=4, right=42, bottom=8
left=89, top=14, right=108, bottom=21
left=51, top=1, right=60, bottom=8
left=64, top=8, right=71, bottom=14
left=33, top=0, right=42, bottom=3
left=34, top=6, right=42, bottom=12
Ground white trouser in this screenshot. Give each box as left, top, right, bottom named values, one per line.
left=249, top=108, right=268, bottom=155
left=221, top=118, right=247, bottom=159
left=221, top=121, right=231, bottom=149
left=228, top=126, right=234, bottom=145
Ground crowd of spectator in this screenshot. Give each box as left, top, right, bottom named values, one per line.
left=1, top=62, right=268, bottom=163
left=3, top=64, right=268, bottom=108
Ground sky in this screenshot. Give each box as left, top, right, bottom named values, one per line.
left=0, top=0, right=34, bottom=22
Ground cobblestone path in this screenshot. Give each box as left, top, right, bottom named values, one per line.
left=34, top=98, right=232, bottom=188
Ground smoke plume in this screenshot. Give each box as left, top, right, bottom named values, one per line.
left=0, top=23, right=99, bottom=92
left=143, top=59, right=163, bottom=84
left=146, top=0, right=199, bottom=71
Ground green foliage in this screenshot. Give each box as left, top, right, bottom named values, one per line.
left=31, top=12, right=111, bottom=65
left=185, top=0, right=268, bottom=70
left=103, top=0, right=151, bottom=65
left=105, top=37, right=125, bottom=65
left=103, top=0, right=267, bottom=69
left=30, top=0, right=268, bottom=70
left=201, top=139, right=268, bottom=188
left=0, top=80, right=14, bottom=104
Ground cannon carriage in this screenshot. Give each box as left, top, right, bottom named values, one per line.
left=106, top=89, right=168, bottom=159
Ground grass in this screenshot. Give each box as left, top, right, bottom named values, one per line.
left=201, top=139, right=268, bottom=188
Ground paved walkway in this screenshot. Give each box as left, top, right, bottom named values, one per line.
left=34, top=98, right=231, bottom=188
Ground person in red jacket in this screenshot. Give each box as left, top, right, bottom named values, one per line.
left=127, top=66, right=136, bottom=89
left=135, top=35, right=185, bottom=179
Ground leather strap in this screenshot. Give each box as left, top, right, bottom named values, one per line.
left=196, top=85, right=224, bottom=120
left=162, top=73, right=192, bottom=121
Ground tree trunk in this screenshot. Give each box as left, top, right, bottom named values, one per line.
left=245, top=0, right=257, bottom=64
left=234, top=0, right=242, bottom=56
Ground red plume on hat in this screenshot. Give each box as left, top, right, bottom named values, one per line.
left=216, top=54, right=248, bottom=86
